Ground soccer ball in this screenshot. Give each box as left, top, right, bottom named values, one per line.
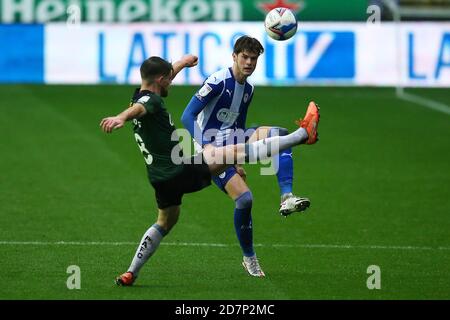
left=264, top=7, right=298, bottom=41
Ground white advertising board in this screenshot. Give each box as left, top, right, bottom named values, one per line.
left=44, top=22, right=450, bottom=87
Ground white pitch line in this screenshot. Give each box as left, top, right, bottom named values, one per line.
left=0, top=241, right=449, bottom=251
left=398, top=91, right=450, bottom=116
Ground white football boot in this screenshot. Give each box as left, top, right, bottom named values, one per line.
left=242, top=255, right=265, bottom=278
left=279, top=193, right=310, bottom=216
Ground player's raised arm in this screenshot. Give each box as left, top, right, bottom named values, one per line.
left=171, top=54, right=198, bottom=80
left=181, top=97, right=206, bottom=145
left=100, top=103, right=147, bottom=133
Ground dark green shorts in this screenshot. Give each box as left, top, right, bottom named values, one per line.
left=151, top=155, right=211, bottom=209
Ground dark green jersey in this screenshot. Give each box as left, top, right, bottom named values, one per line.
left=131, top=89, right=183, bottom=183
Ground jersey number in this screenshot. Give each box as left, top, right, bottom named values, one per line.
left=134, top=133, right=153, bottom=165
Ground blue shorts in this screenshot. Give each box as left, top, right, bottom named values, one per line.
left=210, top=126, right=258, bottom=193
left=212, top=166, right=237, bottom=193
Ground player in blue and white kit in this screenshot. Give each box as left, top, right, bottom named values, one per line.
left=181, top=36, right=311, bottom=277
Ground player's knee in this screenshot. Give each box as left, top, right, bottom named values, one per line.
left=269, top=127, right=289, bottom=137
left=235, top=191, right=253, bottom=209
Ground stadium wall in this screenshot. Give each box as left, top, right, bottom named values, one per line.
left=0, top=22, right=449, bottom=87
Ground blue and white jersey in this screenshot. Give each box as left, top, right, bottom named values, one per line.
left=181, top=67, right=254, bottom=147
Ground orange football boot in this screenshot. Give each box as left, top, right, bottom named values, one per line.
left=115, top=271, right=136, bottom=286
left=296, top=101, right=320, bottom=145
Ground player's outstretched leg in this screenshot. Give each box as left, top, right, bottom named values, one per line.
left=245, top=101, right=320, bottom=162
left=204, top=101, right=320, bottom=175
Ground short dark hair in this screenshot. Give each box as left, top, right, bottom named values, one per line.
left=140, top=56, right=173, bottom=83
left=233, top=36, right=264, bottom=56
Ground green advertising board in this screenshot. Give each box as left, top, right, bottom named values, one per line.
left=0, top=0, right=368, bottom=23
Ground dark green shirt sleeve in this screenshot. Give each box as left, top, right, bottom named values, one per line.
left=136, top=94, right=160, bottom=114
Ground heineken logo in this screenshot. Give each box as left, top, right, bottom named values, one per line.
left=0, top=0, right=244, bottom=23
left=0, top=0, right=306, bottom=23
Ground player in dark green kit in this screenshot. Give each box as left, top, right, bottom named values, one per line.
left=100, top=55, right=320, bottom=286
left=131, top=90, right=183, bottom=182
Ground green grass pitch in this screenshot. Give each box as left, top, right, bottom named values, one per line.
left=0, top=85, right=449, bottom=299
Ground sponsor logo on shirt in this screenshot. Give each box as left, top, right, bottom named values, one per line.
left=196, top=83, right=213, bottom=101
left=137, top=95, right=150, bottom=104
left=216, top=108, right=240, bottom=124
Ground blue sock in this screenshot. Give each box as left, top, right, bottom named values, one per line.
left=234, top=191, right=254, bottom=257
left=276, top=147, right=294, bottom=196
left=269, top=128, right=294, bottom=196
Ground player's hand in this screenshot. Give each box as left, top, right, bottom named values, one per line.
left=235, top=165, right=247, bottom=182
left=182, top=54, right=199, bottom=68
left=100, top=116, right=125, bottom=133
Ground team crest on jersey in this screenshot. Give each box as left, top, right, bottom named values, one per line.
left=243, top=93, right=249, bottom=103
